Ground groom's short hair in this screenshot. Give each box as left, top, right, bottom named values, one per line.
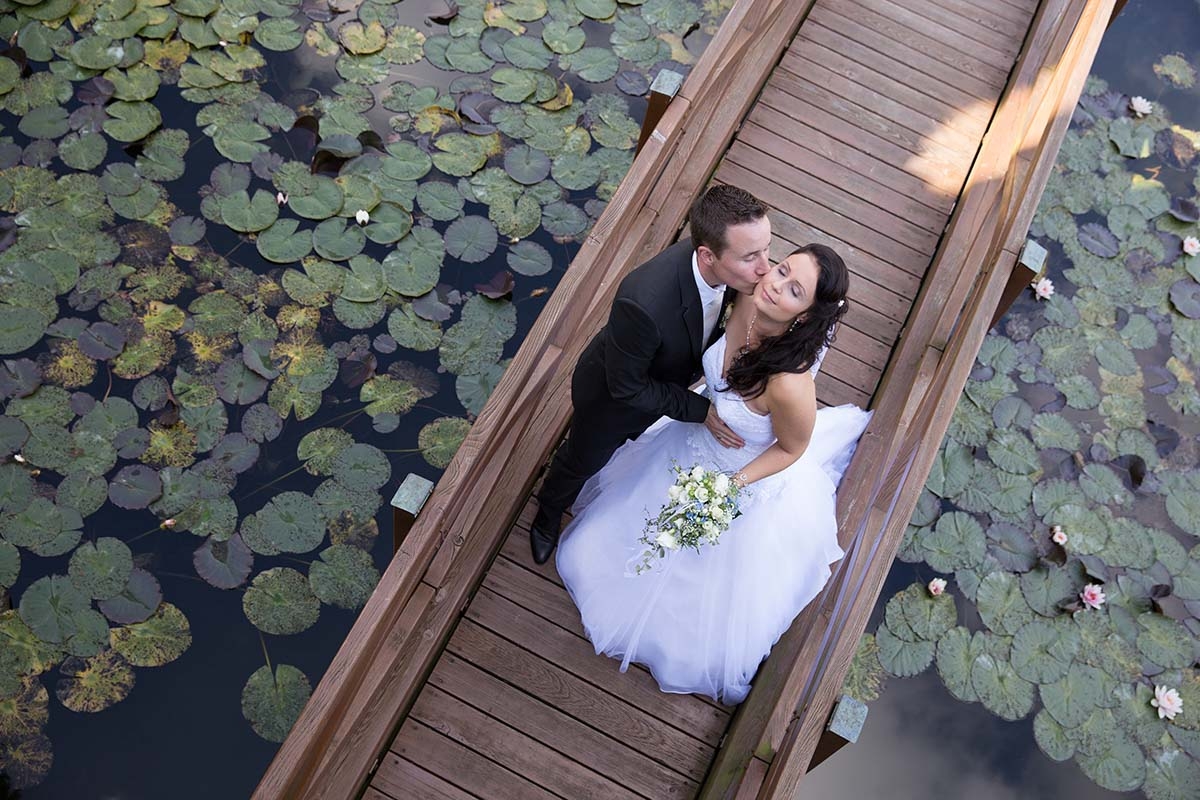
left=689, top=185, right=768, bottom=256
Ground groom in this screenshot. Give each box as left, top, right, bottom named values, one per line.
left=530, top=184, right=773, bottom=564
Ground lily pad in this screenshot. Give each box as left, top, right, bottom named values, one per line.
left=110, top=603, right=190, bottom=667
left=418, top=417, right=472, bottom=469
left=193, top=534, right=254, bottom=590
left=254, top=491, right=325, bottom=554
left=445, top=215, right=499, bottom=263
left=308, top=544, right=378, bottom=610
left=971, top=653, right=1034, bottom=721
left=67, top=538, right=132, bottom=601
left=98, top=568, right=162, bottom=625
left=976, top=570, right=1035, bottom=635
left=876, top=621, right=934, bottom=678
left=242, top=567, right=320, bottom=635
left=55, top=650, right=135, bottom=713
left=241, top=663, right=311, bottom=742
left=935, top=626, right=984, bottom=702
left=1042, top=662, right=1109, bottom=728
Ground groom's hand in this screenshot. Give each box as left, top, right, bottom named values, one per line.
left=705, top=407, right=744, bottom=448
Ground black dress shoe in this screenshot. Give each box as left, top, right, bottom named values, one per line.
left=529, top=520, right=561, bottom=565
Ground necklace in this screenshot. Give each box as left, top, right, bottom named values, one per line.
left=743, top=307, right=758, bottom=353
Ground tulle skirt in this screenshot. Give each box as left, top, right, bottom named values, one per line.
left=556, top=404, right=871, bottom=704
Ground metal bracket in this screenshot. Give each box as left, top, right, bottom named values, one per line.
left=391, top=473, right=435, bottom=554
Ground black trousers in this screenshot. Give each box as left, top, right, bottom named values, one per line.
left=535, top=353, right=658, bottom=529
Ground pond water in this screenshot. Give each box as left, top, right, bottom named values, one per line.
left=0, top=0, right=724, bottom=796
left=808, top=1, right=1200, bottom=798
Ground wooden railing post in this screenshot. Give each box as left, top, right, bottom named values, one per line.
left=390, top=474, right=434, bottom=554
left=636, top=70, right=684, bottom=156
left=806, top=695, right=867, bottom=772
left=988, top=239, right=1046, bottom=330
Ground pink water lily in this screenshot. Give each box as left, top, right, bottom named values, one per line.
left=1032, top=277, right=1054, bottom=300
left=1184, top=236, right=1200, bottom=257
left=1051, top=525, right=1068, bottom=546
left=928, top=578, right=947, bottom=597
left=1080, top=583, right=1106, bottom=610
left=1151, top=685, right=1183, bottom=720
left=1130, top=96, right=1153, bottom=117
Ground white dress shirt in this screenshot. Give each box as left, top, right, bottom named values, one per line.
left=692, top=252, right=726, bottom=347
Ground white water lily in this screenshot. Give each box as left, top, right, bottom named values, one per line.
left=355, top=209, right=370, bottom=225
left=275, top=191, right=288, bottom=206
left=1130, top=95, right=1153, bottom=117
left=1151, top=685, right=1183, bottom=720
left=1184, top=236, right=1200, bottom=256
left=1032, top=277, right=1054, bottom=300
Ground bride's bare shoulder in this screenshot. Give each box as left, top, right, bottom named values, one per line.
left=765, top=370, right=815, bottom=410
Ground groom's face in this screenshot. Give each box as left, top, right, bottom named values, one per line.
left=701, top=216, right=772, bottom=294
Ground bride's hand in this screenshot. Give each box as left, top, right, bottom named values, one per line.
left=705, top=407, right=745, bottom=449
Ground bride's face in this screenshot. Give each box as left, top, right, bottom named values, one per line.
left=754, top=252, right=820, bottom=326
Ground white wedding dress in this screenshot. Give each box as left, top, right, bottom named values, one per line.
left=556, top=334, right=872, bottom=704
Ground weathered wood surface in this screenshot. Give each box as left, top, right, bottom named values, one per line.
left=252, top=0, right=1115, bottom=795
left=703, top=0, right=1117, bottom=796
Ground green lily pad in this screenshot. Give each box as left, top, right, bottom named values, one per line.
left=976, top=571, right=1035, bottom=635
left=986, top=523, right=1039, bottom=573
left=988, top=429, right=1041, bottom=475
left=432, top=133, right=495, bottom=177
left=18, top=106, right=70, bottom=140
left=332, top=443, right=391, bottom=491
left=923, top=511, right=986, bottom=574
left=255, top=491, right=325, bottom=554
left=297, top=428, right=355, bottom=476
left=1144, top=749, right=1200, bottom=800
left=876, top=621, right=934, bottom=678
left=55, top=650, right=135, bottom=713
left=308, top=544, right=378, bottom=610
left=18, top=575, right=104, bottom=655
left=0, top=540, right=18, bottom=589
left=935, top=626, right=984, bottom=702
left=971, top=653, right=1034, bottom=721
left=416, top=181, right=465, bottom=222
left=241, top=663, right=311, bottom=742
left=507, top=240, right=553, bottom=276
left=1021, top=562, right=1085, bottom=617
left=98, top=568, right=162, bottom=625
left=255, top=17, right=304, bottom=51
left=418, top=417, right=472, bottom=469
left=543, top=20, right=586, bottom=54
left=445, top=215, right=498, bottom=263
left=387, top=304, right=443, bottom=351
left=312, top=217, right=366, bottom=261
left=382, top=141, right=433, bottom=181
left=242, top=567, right=320, bottom=635
left=1137, top=613, right=1196, bottom=668
left=1034, top=708, right=1076, bottom=762
left=220, top=189, right=280, bottom=233
left=104, top=100, right=162, bottom=143
left=439, top=295, right=517, bottom=376
left=257, top=218, right=314, bottom=264
left=363, top=202, right=413, bottom=244
left=110, top=602, right=190, bottom=667
left=1076, top=734, right=1146, bottom=792
left=1011, top=618, right=1079, bottom=683
left=1030, top=413, right=1080, bottom=451
left=1042, top=662, right=1108, bottom=728
left=67, top=538, right=132, bottom=601
left=340, top=255, right=386, bottom=303
left=360, top=374, right=421, bottom=417
left=559, top=47, right=619, bottom=82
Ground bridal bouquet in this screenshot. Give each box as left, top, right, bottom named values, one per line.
left=627, top=463, right=743, bottom=576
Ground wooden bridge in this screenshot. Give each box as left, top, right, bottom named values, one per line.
left=255, top=0, right=1117, bottom=797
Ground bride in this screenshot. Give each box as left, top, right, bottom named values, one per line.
left=555, top=243, right=871, bottom=705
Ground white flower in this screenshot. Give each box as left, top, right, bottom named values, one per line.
left=218, top=40, right=229, bottom=47
left=1184, top=236, right=1200, bottom=256
left=928, top=578, right=947, bottom=597
left=713, top=473, right=730, bottom=496
left=1151, top=685, right=1183, bottom=720
left=694, top=486, right=709, bottom=502
left=12, top=453, right=24, bottom=463
left=1130, top=96, right=1153, bottom=117
left=691, top=466, right=705, bottom=481
left=667, top=484, right=682, bottom=501
left=655, top=530, right=679, bottom=551
left=1032, top=277, right=1055, bottom=300
left=355, top=209, right=370, bottom=226
left=275, top=191, right=288, bottom=206
left=1051, top=525, right=1068, bottom=546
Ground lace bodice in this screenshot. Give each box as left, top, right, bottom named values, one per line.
left=689, top=336, right=777, bottom=472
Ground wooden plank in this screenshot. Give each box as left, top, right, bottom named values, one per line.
left=391, top=720, right=559, bottom=800
left=864, top=0, right=1016, bottom=68
left=805, top=4, right=1003, bottom=103
left=787, top=35, right=993, bottom=135
left=818, top=0, right=1012, bottom=82
left=927, top=0, right=1031, bottom=34
left=777, top=53, right=982, bottom=156
left=730, top=126, right=945, bottom=235
left=715, top=160, right=928, bottom=279
left=801, top=17, right=998, bottom=121
left=448, top=618, right=716, bottom=779
left=430, top=652, right=701, bottom=797
left=745, top=102, right=954, bottom=215
left=370, top=753, right=477, bottom=800
left=898, top=0, right=1025, bottom=55
left=814, top=372, right=872, bottom=409
left=501, top=527, right=564, bottom=588
left=765, top=68, right=970, bottom=176
left=410, top=684, right=643, bottom=800
left=484, top=554, right=589, bottom=637
left=468, top=587, right=730, bottom=743
left=727, top=142, right=938, bottom=254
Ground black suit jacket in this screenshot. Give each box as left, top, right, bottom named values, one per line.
left=572, top=239, right=734, bottom=439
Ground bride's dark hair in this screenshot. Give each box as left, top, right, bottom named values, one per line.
left=723, top=243, right=850, bottom=400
